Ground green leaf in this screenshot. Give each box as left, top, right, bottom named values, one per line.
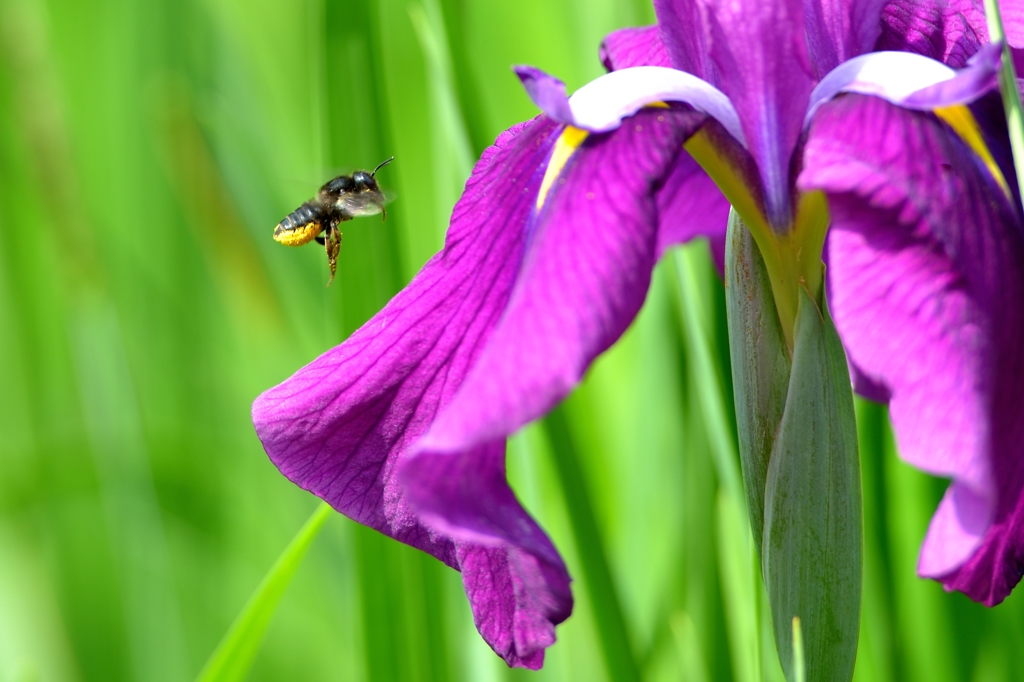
left=726, top=213, right=862, bottom=680
left=724, top=210, right=792, bottom=557
left=762, top=286, right=862, bottom=682
left=195, top=502, right=333, bottom=682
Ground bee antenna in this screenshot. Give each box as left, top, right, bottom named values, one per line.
left=371, top=156, right=395, bottom=177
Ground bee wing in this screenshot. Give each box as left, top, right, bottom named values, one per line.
left=337, top=190, right=389, bottom=218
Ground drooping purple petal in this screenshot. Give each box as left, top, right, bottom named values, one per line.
left=408, top=106, right=705, bottom=461
left=402, top=442, right=571, bottom=669
left=652, top=0, right=719, bottom=82
left=805, top=45, right=1001, bottom=124
left=599, top=25, right=672, bottom=71
left=252, top=116, right=572, bottom=668
left=799, top=94, right=1024, bottom=603
left=513, top=65, right=745, bottom=145
left=699, top=0, right=817, bottom=230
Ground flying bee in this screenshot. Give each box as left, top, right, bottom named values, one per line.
left=273, top=156, right=393, bottom=286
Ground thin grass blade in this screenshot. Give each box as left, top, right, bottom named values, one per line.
left=544, top=406, right=641, bottom=682
left=672, top=243, right=761, bottom=682
left=196, top=502, right=333, bottom=682
left=984, top=0, right=1024, bottom=200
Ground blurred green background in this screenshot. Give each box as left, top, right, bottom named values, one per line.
left=1, top=0, right=1023, bottom=680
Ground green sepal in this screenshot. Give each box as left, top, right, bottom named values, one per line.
left=725, top=209, right=792, bottom=557
left=762, top=286, right=862, bottom=682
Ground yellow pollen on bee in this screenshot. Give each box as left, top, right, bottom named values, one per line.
left=273, top=221, right=323, bottom=247
left=934, top=105, right=1011, bottom=198
left=536, top=125, right=588, bottom=212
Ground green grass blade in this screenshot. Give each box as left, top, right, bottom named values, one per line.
left=196, top=502, right=333, bottom=682
left=670, top=610, right=710, bottom=681
left=544, top=406, right=641, bottom=682
left=408, top=0, right=475, bottom=244
left=984, top=0, right=1024, bottom=201
left=672, top=243, right=761, bottom=682
left=671, top=246, right=742, bottom=500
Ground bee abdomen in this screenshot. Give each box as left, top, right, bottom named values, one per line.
left=274, top=202, right=325, bottom=247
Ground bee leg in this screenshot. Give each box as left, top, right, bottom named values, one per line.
left=324, top=223, right=342, bottom=287
left=314, top=235, right=326, bottom=245
left=381, top=205, right=386, bottom=222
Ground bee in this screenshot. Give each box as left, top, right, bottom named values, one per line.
left=273, top=156, right=393, bottom=285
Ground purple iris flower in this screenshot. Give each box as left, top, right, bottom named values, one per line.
left=253, top=0, right=1024, bottom=669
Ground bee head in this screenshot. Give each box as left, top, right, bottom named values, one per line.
left=347, top=157, right=392, bottom=193
left=321, top=174, right=354, bottom=197
left=319, top=155, right=395, bottom=216
left=351, top=171, right=379, bottom=192
left=318, top=157, right=393, bottom=219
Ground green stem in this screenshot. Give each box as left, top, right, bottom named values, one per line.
left=984, top=0, right=1024, bottom=202
left=544, top=406, right=641, bottom=682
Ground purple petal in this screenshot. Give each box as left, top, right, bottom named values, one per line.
left=513, top=65, right=745, bottom=145
left=252, top=116, right=572, bottom=668
left=1006, top=1, right=1024, bottom=46
left=806, top=45, right=1001, bottom=124
left=409, top=106, right=705, bottom=460
left=595, top=23, right=729, bottom=261
left=652, top=0, right=719, bottom=82
left=876, top=0, right=982, bottom=67
left=402, top=443, right=571, bottom=669
left=902, top=41, right=1001, bottom=107
left=798, top=94, right=1024, bottom=604
left=589, top=23, right=733, bottom=258
left=655, top=149, right=730, bottom=262
left=875, top=0, right=1008, bottom=67
left=803, top=0, right=887, bottom=76
left=594, top=23, right=730, bottom=257
left=599, top=25, right=672, bottom=71
left=699, top=0, right=817, bottom=229
left=515, top=66, right=575, bottom=124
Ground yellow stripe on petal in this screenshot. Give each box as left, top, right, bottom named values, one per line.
left=536, top=125, right=588, bottom=212
left=934, top=105, right=1011, bottom=198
